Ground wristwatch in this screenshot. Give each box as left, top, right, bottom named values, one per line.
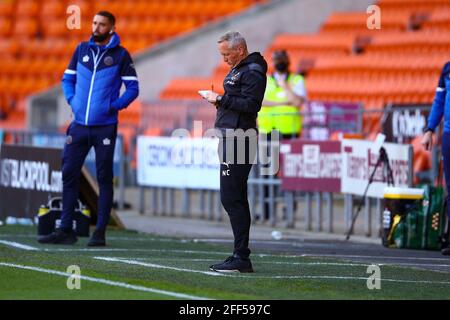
left=215, top=95, right=222, bottom=106
left=423, top=127, right=433, bottom=134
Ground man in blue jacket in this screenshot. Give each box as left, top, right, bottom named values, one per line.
left=422, top=61, right=450, bottom=255
left=38, top=11, right=139, bottom=246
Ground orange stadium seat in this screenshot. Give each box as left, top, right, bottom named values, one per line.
left=0, top=1, right=14, bottom=17
left=421, top=8, right=450, bottom=32
left=40, top=0, right=66, bottom=18
left=160, top=78, right=224, bottom=100
left=0, top=0, right=263, bottom=127
left=378, top=0, right=450, bottom=13
left=15, top=0, right=40, bottom=17
left=0, top=39, right=18, bottom=58
left=320, top=11, right=411, bottom=34
left=140, top=101, right=190, bottom=133
left=12, top=18, right=38, bottom=38
left=0, top=17, right=11, bottom=36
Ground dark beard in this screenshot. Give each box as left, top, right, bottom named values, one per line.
left=92, top=32, right=109, bottom=42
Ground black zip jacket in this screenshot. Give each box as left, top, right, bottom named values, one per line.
left=215, top=52, right=268, bottom=130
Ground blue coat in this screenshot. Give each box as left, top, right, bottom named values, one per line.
left=62, top=33, right=139, bottom=126
left=427, top=62, right=450, bottom=133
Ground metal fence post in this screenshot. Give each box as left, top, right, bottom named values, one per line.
left=139, top=186, right=145, bottom=214
left=216, top=191, right=223, bottom=221
left=407, top=145, right=414, bottom=187
left=269, top=177, right=276, bottom=227
left=206, top=190, right=213, bottom=220
left=285, top=191, right=295, bottom=228
left=344, top=194, right=353, bottom=233
left=305, top=192, right=312, bottom=231
left=168, top=189, right=175, bottom=216
left=199, top=189, right=205, bottom=219
left=326, top=192, right=333, bottom=233
left=258, top=171, right=265, bottom=221
left=315, top=192, right=323, bottom=231
left=376, top=198, right=382, bottom=238
left=152, top=187, right=158, bottom=215
left=182, top=188, right=189, bottom=217
left=364, top=197, right=372, bottom=237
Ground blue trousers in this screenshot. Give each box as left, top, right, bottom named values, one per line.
left=441, top=132, right=450, bottom=220
left=60, top=122, right=117, bottom=232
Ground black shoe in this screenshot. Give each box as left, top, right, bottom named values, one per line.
left=37, top=228, right=77, bottom=245
left=87, top=229, right=106, bottom=247
left=209, top=256, right=234, bottom=270
left=210, top=254, right=254, bottom=273
left=441, top=244, right=450, bottom=256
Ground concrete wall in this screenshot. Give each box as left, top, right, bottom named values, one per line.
left=28, top=0, right=374, bottom=129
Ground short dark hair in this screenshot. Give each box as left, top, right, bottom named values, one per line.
left=96, top=11, right=116, bottom=26
left=272, top=50, right=289, bottom=60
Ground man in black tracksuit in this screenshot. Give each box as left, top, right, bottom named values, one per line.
left=203, top=31, right=267, bottom=273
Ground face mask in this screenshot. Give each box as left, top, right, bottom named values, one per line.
left=92, top=32, right=109, bottom=42
left=275, top=62, right=288, bottom=73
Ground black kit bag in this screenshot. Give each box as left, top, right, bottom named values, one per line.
left=37, top=197, right=91, bottom=237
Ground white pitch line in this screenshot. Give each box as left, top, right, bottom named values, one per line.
left=0, top=262, right=211, bottom=300
left=111, top=257, right=375, bottom=267
left=23, top=248, right=450, bottom=264
left=94, top=257, right=225, bottom=277
left=44, top=248, right=230, bottom=254
left=242, top=275, right=450, bottom=284
left=2, top=238, right=450, bottom=267
left=0, top=234, right=190, bottom=243
left=5, top=243, right=450, bottom=264
left=193, top=238, right=298, bottom=246
left=100, top=257, right=450, bottom=269
left=91, top=257, right=450, bottom=284
left=0, top=240, right=39, bottom=251
left=299, top=253, right=450, bottom=262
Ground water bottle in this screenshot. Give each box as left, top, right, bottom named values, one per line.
left=383, top=209, right=391, bottom=229
left=5, top=216, right=18, bottom=225
left=271, top=230, right=282, bottom=240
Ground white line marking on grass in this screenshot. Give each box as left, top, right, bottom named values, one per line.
left=1, top=234, right=190, bottom=243
left=298, top=253, right=450, bottom=262
left=40, top=248, right=450, bottom=263
left=0, top=262, right=211, bottom=300
left=239, top=275, right=450, bottom=285
left=90, top=257, right=450, bottom=285
left=44, top=248, right=231, bottom=254
left=94, top=257, right=225, bottom=277
left=193, top=238, right=297, bottom=245
left=120, top=257, right=375, bottom=267
left=112, top=257, right=450, bottom=269
left=0, top=240, right=39, bottom=251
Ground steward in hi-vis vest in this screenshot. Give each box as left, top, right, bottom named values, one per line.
left=259, top=50, right=306, bottom=137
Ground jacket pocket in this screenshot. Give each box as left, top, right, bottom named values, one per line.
left=215, top=108, right=239, bottom=128
left=70, top=95, right=84, bottom=122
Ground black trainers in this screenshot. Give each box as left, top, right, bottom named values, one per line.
left=87, top=229, right=106, bottom=247
left=441, top=243, right=450, bottom=256
left=209, top=256, right=234, bottom=270
left=37, top=228, right=77, bottom=245
left=209, top=254, right=254, bottom=273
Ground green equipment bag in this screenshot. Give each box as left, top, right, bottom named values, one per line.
left=383, top=185, right=447, bottom=250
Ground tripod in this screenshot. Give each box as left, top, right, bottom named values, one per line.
left=345, top=147, right=394, bottom=240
